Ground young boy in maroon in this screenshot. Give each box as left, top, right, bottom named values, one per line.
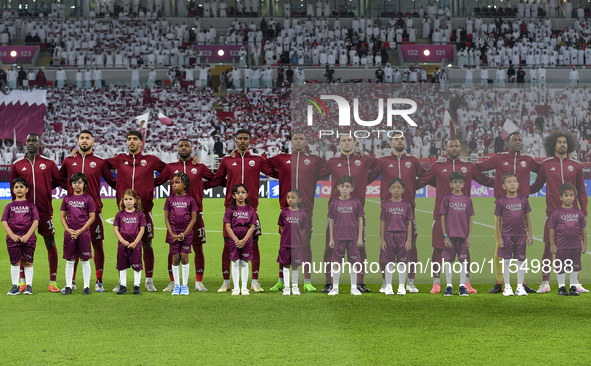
left=277, top=189, right=307, bottom=296
left=549, top=182, right=587, bottom=296
left=327, top=175, right=365, bottom=296
left=494, top=172, right=533, bottom=297
left=440, top=172, right=474, bottom=297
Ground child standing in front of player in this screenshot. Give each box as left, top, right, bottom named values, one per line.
left=224, top=183, right=257, bottom=296
left=113, top=189, right=146, bottom=295
left=495, top=172, right=534, bottom=297
left=549, top=182, right=587, bottom=296
left=277, top=189, right=307, bottom=296
left=327, top=175, right=365, bottom=296
left=2, top=178, right=39, bottom=295
left=380, top=178, right=414, bottom=296
left=164, top=173, right=198, bottom=296
left=60, top=173, right=96, bottom=295
left=440, top=172, right=474, bottom=297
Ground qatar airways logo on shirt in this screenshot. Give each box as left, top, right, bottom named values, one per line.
left=305, top=94, right=419, bottom=139
left=505, top=203, right=523, bottom=211
left=121, top=217, right=139, bottom=224
left=11, top=206, right=30, bottom=214
left=337, top=206, right=354, bottom=214
left=172, top=201, right=188, bottom=208
left=388, top=207, right=405, bottom=214
left=233, top=211, right=250, bottom=219
left=449, top=202, right=467, bottom=211
left=285, top=216, right=301, bottom=224
left=68, top=201, right=86, bottom=208
left=561, top=213, right=580, bottom=221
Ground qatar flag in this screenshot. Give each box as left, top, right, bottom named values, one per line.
left=0, top=90, right=47, bottom=144
left=135, top=111, right=150, bottom=151
left=158, top=111, right=172, bottom=126
left=501, top=119, right=519, bottom=140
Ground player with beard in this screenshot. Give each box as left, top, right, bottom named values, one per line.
left=476, top=132, right=539, bottom=294
left=529, top=131, right=588, bottom=293
left=59, top=130, right=116, bottom=292
left=10, top=133, right=67, bottom=292
left=417, top=138, right=494, bottom=294
left=155, top=139, right=218, bottom=293
left=210, top=129, right=278, bottom=293
left=318, top=134, right=377, bottom=293
left=107, top=131, right=166, bottom=292
left=368, top=131, right=426, bottom=293
left=267, top=132, right=326, bottom=292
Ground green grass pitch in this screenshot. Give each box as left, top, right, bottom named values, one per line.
left=0, top=197, right=590, bottom=365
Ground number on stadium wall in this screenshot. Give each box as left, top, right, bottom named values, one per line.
left=229, top=50, right=240, bottom=56
left=20, top=51, right=32, bottom=57
left=436, top=50, right=445, bottom=55
left=407, top=50, right=418, bottom=56
left=0, top=51, right=5, bottom=57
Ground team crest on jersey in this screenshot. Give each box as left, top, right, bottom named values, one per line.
left=461, top=167, right=467, bottom=173
left=568, top=165, right=574, bottom=172
left=520, top=161, right=526, bottom=167
left=304, top=159, right=310, bottom=165
left=355, top=160, right=361, bottom=166
left=90, top=162, right=97, bottom=168
left=405, top=162, right=412, bottom=168
left=140, top=159, right=147, bottom=167
left=249, top=160, right=255, bottom=167
left=39, top=164, right=46, bottom=170
left=191, top=168, right=197, bottom=174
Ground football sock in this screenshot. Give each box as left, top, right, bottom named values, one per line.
left=92, top=241, right=104, bottom=281
left=460, top=262, right=467, bottom=287
left=432, top=248, right=443, bottom=279
left=331, top=264, right=341, bottom=287
left=119, top=269, right=127, bottom=287
left=357, top=246, right=367, bottom=283
left=350, top=263, right=358, bottom=288
left=19, top=264, right=24, bottom=283
left=73, top=257, right=79, bottom=282
left=302, top=245, right=312, bottom=280
left=81, top=260, right=91, bottom=289
left=222, top=241, right=231, bottom=280
left=292, top=268, right=299, bottom=286
left=46, top=238, right=58, bottom=282
left=444, top=262, right=452, bottom=287
left=143, top=245, right=154, bottom=278
left=240, top=260, right=249, bottom=290
left=65, top=260, right=75, bottom=288
left=570, top=271, right=579, bottom=286
left=408, top=278, right=414, bottom=286
left=193, top=243, right=204, bottom=282
left=182, top=264, right=190, bottom=286
left=223, top=279, right=230, bottom=286
left=465, top=250, right=471, bottom=280
left=172, top=265, right=180, bottom=287
left=323, top=241, right=333, bottom=283
left=557, top=273, right=566, bottom=288
left=134, top=270, right=142, bottom=287
left=24, top=266, right=33, bottom=286
left=407, top=245, right=418, bottom=280
left=398, top=263, right=406, bottom=287
left=542, top=246, right=553, bottom=282
left=503, top=259, right=511, bottom=287
left=279, top=263, right=284, bottom=281
left=251, top=279, right=259, bottom=285
left=385, top=263, right=393, bottom=287
left=167, top=253, right=174, bottom=281
left=283, top=267, right=290, bottom=288
left=231, top=260, right=240, bottom=290
left=11, top=265, right=19, bottom=286
left=517, top=261, right=525, bottom=287
left=252, top=241, right=260, bottom=280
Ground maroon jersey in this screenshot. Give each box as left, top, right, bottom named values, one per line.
left=1, top=200, right=39, bottom=236
left=549, top=206, right=586, bottom=249
left=223, top=204, right=257, bottom=234
left=106, top=152, right=166, bottom=213
left=268, top=152, right=326, bottom=210
left=164, top=194, right=198, bottom=234
left=60, top=152, right=116, bottom=212
left=494, top=195, right=531, bottom=237
left=211, top=151, right=277, bottom=209
left=530, top=156, right=587, bottom=216
left=439, top=193, right=474, bottom=238
left=155, top=159, right=216, bottom=212
left=369, top=153, right=427, bottom=207
left=476, top=151, right=540, bottom=201
left=379, top=200, right=415, bottom=232
left=418, top=157, right=494, bottom=219
left=113, top=210, right=147, bottom=243
left=319, top=154, right=377, bottom=207
left=10, top=154, right=66, bottom=216
left=278, top=208, right=307, bottom=248
left=327, top=197, right=365, bottom=241
left=60, top=193, right=96, bottom=230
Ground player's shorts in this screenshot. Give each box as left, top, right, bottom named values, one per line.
left=116, top=243, right=143, bottom=271
left=90, top=212, right=104, bottom=243
left=63, top=230, right=92, bottom=260
left=331, top=240, right=361, bottom=263
left=325, top=216, right=366, bottom=248
left=191, top=212, right=206, bottom=245
left=555, top=248, right=582, bottom=274
left=443, top=237, right=468, bottom=263
left=168, top=237, right=193, bottom=255
left=497, top=236, right=527, bottom=261
left=223, top=211, right=261, bottom=239
left=142, top=211, right=155, bottom=241
left=7, top=237, right=36, bottom=265
left=38, top=214, right=55, bottom=237
left=277, top=246, right=302, bottom=267
left=432, top=217, right=444, bottom=249
left=543, top=215, right=551, bottom=244
left=380, top=232, right=409, bottom=264
left=228, top=237, right=253, bottom=261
